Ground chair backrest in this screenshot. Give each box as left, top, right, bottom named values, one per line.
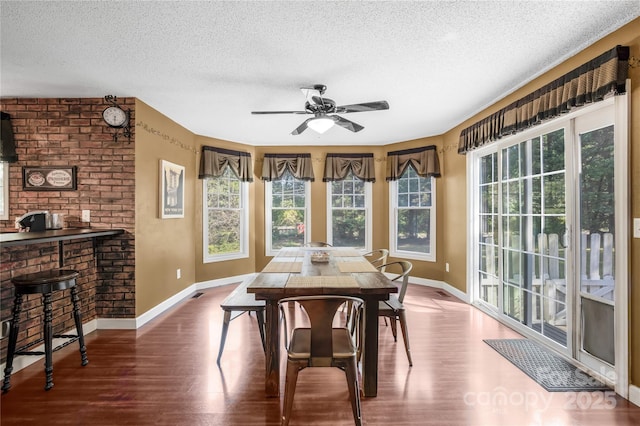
left=304, top=241, right=332, bottom=247
left=377, top=261, right=412, bottom=303
left=279, top=295, right=363, bottom=366
left=364, top=249, right=389, bottom=272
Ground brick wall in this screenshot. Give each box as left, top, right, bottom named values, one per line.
left=0, top=97, right=136, bottom=363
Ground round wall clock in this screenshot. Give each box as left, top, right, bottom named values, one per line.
left=102, top=106, right=129, bottom=128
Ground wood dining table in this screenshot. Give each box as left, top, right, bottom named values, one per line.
left=246, top=247, right=397, bottom=398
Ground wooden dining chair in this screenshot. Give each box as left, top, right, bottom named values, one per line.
left=377, top=260, right=413, bottom=366
left=279, top=295, right=364, bottom=426
left=303, top=241, right=332, bottom=247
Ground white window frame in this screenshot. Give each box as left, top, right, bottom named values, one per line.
left=0, top=162, right=8, bottom=221
left=389, top=168, right=436, bottom=262
left=265, top=173, right=311, bottom=257
left=326, top=172, right=372, bottom=252
left=202, top=170, right=249, bottom=263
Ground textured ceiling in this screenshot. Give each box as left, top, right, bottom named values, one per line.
left=1, top=1, right=638, bottom=146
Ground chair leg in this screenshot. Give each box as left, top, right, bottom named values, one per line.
left=216, top=310, right=232, bottom=365
left=70, top=286, right=89, bottom=366
left=344, top=358, right=363, bottom=426
left=42, top=292, right=54, bottom=391
left=280, top=305, right=288, bottom=348
left=390, top=316, right=398, bottom=342
left=281, top=360, right=303, bottom=426
left=256, top=309, right=266, bottom=353
left=2, top=294, right=23, bottom=392
left=398, top=310, right=413, bottom=367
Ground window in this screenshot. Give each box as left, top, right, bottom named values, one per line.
left=265, top=170, right=310, bottom=255
left=390, top=166, right=435, bottom=261
left=0, top=162, right=8, bottom=220
left=203, top=167, right=249, bottom=262
left=327, top=171, right=371, bottom=250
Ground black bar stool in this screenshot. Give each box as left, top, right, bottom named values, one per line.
left=2, top=269, right=88, bottom=391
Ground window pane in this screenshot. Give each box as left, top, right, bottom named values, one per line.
left=0, top=162, right=5, bottom=219
left=531, top=137, right=541, bottom=175
left=543, top=129, right=565, bottom=173
left=396, top=208, right=430, bottom=254
left=208, top=209, right=241, bottom=255
left=332, top=210, right=365, bottom=248
left=271, top=209, right=305, bottom=249
left=543, top=174, right=565, bottom=214
left=409, top=177, right=419, bottom=193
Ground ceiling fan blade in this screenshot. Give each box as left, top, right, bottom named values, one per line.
left=333, top=115, right=364, bottom=132
left=251, top=110, right=308, bottom=115
left=335, top=101, right=389, bottom=113
left=291, top=118, right=313, bottom=135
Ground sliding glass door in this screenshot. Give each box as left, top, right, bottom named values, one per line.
left=475, top=128, right=568, bottom=345
left=471, top=96, right=628, bottom=391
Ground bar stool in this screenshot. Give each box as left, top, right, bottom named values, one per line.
left=2, top=269, right=88, bottom=391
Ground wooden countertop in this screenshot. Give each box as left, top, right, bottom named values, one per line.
left=0, top=228, right=125, bottom=247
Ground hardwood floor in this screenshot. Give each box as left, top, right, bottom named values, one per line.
left=2, top=284, right=640, bottom=425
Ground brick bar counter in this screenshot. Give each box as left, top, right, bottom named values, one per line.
left=0, top=228, right=130, bottom=365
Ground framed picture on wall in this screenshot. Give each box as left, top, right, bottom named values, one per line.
left=22, top=166, right=77, bottom=191
left=159, top=160, right=185, bottom=219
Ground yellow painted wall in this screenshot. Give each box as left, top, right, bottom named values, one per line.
left=441, top=18, right=640, bottom=386
left=134, top=99, right=198, bottom=316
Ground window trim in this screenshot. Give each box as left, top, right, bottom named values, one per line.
left=326, top=174, right=372, bottom=252
left=202, top=172, right=249, bottom=263
left=389, top=170, right=436, bottom=262
left=0, top=162, right=8, bottom=221
left=264, top=175, right=311, bottom=257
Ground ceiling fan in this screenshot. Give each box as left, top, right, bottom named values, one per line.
left=251, top=84, right=389, bottom=135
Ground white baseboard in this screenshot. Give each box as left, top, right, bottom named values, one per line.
left=196, top=273, right=256, bottom=291
left=109, top=273, right=256, bottom=330
left=629, top=384, right=640, bottom=407
left=409, top=276, right=469, bottom=303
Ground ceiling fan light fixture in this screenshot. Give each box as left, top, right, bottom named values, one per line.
left=308, top=116, right=334, bottom=134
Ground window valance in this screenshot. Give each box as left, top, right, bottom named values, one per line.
left=261, top=153, right=315, bottom=181
left=458, top=45, right=629, bottom=154
left=323, top=153, right=375, bottom=182
left=198, top=146, right=253, bottom=182
left=386, top=145, right=441, bottom=181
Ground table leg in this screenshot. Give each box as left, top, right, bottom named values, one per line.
left=361, top=296, right=379, bottom=397
left=264, top=300, right=280, bottom=397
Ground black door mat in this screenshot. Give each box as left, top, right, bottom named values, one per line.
left=484, top=338, right=610, bottom=392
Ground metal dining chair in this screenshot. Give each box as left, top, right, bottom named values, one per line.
left=377, top=260, right=413, bottom=366
left=363, top=248, right=389, bottom=272
left=279, top=295, right=364, bottom=426
left=344, top=249, right=389, bottom=322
